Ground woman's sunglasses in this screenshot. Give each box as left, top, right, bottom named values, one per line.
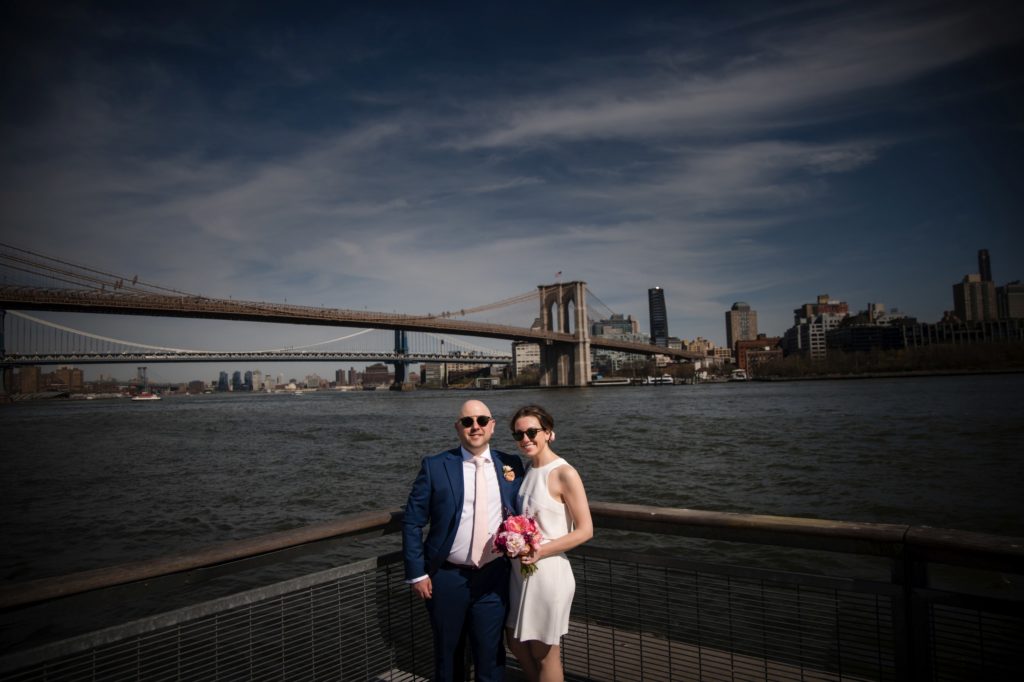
left=459, top=416, right=493, bottom=428
left=512, top=428, right=546, bottom=441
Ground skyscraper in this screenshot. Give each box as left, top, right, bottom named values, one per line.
left=978, top=249, right=992, bottom=282
left=953, top=274, right=997, bottom=322
left=725, top=302, right=759, bottom=351
left=648, top=287, right=669, bottom=347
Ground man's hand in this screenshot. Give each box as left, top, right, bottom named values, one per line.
left=411, top=577, right=433, bottom=600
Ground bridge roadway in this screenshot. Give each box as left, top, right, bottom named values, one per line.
left=2, top=351, right=511, bottom=366
left=0, top=286, right=703, bottom=360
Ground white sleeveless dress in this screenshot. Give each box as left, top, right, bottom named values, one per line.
left=506, top=457, right=576, bottom=645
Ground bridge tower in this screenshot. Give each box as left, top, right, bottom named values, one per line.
left=537, top=281, right=591, bottom=387
left=390, top=329, right=413, bottom=390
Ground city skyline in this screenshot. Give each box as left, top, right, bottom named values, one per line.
left=1, top=243, right=1018, bottom=385
left=2, top=1, right=1022, bottom=384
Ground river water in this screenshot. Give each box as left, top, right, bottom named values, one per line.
left=2, top=374, right=1023, bottom=584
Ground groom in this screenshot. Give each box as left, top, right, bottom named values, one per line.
left=402, top=399, right=525, bottom=681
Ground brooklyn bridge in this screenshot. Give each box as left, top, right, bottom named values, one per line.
left=0, top=243, right=699, bottom=388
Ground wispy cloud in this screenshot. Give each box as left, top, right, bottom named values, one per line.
left=453, top=5, right=1015, bottom=149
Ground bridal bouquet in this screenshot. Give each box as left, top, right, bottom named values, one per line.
left=493, top=514, right=544, bottom=577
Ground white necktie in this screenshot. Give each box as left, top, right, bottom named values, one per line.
left=471, top=456, right=489, bottom=566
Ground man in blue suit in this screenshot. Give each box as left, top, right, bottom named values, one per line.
left=403, top=399, right=525, bottom=681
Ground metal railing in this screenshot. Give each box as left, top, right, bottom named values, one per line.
left=2, top=503, right=1022, bottom=681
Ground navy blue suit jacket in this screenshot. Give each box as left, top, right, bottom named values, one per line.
left=403, top=447, right=525, bottom=580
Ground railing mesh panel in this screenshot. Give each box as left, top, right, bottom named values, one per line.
left=2, top=557, right=433, bottom=682
left=3, top=550, right=1023, bottom=681
left=928, top=603, right=1024, bottom=681
left=564, top=554, right=897, bottom=682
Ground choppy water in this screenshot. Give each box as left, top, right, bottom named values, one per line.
left=2, top=374, right=1023, bottom=583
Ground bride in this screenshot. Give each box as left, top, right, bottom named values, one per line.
left=505, top=405, right=593, bottom=682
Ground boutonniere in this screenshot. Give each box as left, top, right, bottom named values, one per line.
left=502, top=465, right=515, bottom=482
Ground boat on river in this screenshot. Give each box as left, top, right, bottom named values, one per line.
left=130, top=392, right=161, bottom=401
left=589, top=377, right=632, bottom=386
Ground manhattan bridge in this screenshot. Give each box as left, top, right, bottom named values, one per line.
left=0, top=242, right=698, bottom=390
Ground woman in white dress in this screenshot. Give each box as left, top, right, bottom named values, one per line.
left=505, top=405, right=593, bottom=682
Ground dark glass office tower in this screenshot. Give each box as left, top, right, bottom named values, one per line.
left=648, top=287, right=669, bottom=347
left=978, top=249, right=992, bottom=282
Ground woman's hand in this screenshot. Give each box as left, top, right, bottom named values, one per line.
left=518, top=547, right=543, bottom=566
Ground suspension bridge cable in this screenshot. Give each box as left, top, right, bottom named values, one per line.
left=0, top=259, right=114, bottom=292
left=584, top=287, right=616, bottom=319
left=0, top=241, right=200, bottom=297
left=6, top=311, right=376, bottom=354
left=435, top=290, right=537, bottom=318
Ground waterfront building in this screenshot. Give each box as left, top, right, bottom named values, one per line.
left=243, top=371, right=254, bottom=391
left=512, top=341, right=541, bottom=377
left=230, top=371, right=242, bottom=391
left=422, top=363, right=444, bottom=385
left=39, top=366, right=84, bottom=393
left=590, top=313, right=640, bottom=337
left=735, top=336, right=783, bottom=374
left=997, top=281, right=1024, bottom=319
left=217, top=371, right=229, bottom=392
left=588, top=314, right=649, bottom=375
left=794, top=294, right=849, bottom=321
left=15, top=366, right=41, bottom=393
left=362, top=363, right=392, bottom=387
left=900, top=319, right=1024, bottom=347
left=685, top=337, right=716, bottom=355
left=822, top=303, right=914, bottom=354
left=827, top=325, right=905, bottom=353
left=725, top=302, right=759, bottom=351
left=839, top=302, right=912, bottom=328
left=783, top=295, right=850, bottom=360
left=420, top=361, right=489, bottom=386
left=783, top=313, right=846, bottom=359
left=648, top=287, right=669, bottom=347
left=252, top=370, right=263, bottom=391
left=953, top=274, right=997, bottom=322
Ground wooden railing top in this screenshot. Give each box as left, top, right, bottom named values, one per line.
left=2, top=503, right=1022, bottom=611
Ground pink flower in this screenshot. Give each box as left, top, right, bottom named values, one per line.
left=492, top=514, right=544, bottom=577
left=502, top=532, right=528, bottom=556
left=504, top=515, right=529, bottom=534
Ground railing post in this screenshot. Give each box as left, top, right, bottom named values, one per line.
left=891, top=549, right=931, bottom=681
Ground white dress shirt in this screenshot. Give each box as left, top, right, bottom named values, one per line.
left=448, top=446, right=503, bottom=567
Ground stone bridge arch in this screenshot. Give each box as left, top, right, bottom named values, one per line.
left=537, top=281, right=591, bottom=387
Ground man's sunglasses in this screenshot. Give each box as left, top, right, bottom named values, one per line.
left=458, top=416, right=493, bottom=428
left=512, top=428, right=545, bottom=441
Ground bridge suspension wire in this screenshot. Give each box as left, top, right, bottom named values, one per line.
left=433, top=290, right=537, bottom=318
left=5, top=311, right=376, bottom=355
left=0, top=241, right=200, bottom=297
left=585, top=287, right=617, bottom=320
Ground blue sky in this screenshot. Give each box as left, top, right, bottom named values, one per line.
left=2, top=1, right=1023, bottom=381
